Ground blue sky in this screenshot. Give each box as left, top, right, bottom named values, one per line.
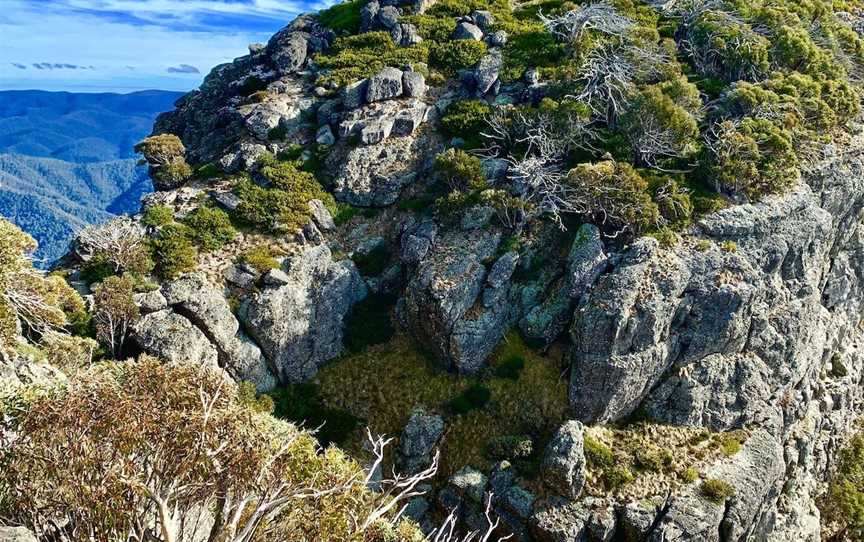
left=0, top=0, right=333, bottom=93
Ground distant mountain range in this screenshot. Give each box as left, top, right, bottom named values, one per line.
left=0, top=89, right=184, bottom=265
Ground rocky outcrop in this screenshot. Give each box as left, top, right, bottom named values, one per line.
left=0, top=527, right=38, bottom=542
left=401, top=227, right=508, bottom=373
left=241, top=243, right=367, bottom=383
left=131, top=274, right=276, bottom=391
left=564, top=139, right=864, bottom=539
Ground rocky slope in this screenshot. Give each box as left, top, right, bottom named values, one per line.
left=54, top=1, right=864, bottom=540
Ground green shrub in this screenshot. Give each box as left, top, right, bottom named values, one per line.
left=233, top=161, right=332, bottom=233
left=827, top=433, right=864, bottom=537
left=494, top=355, right=525, bottom=380
left=486, top=435, right=534, bottom=460
left=194, top=163, right=221, bottom=180
left=352, top=244, right=391, bottom=276
left=565, top=161, right=660, bottom=236
left=314, top=32, right=429, bottom=87
left=634, top=446, right=673, bottom=472
left=604, top=465, right=635, bottom=490
left=237, top=245, right=281, bottom=274
left=429, top=40, right=487, bottom=75
left=150, top=224, right=198, bottom=280
left=500, top=25, right=566, bottom=82
left=317, top=0, right=363, bottom=33
left=441, top=100, right=492, bottom=137
left=236, top=381, right=275, bottom=414
left=182, top=205, right=236, bottom=251
left=153, top=162, right=193, bottom=186
left=681, top=467, right=700, bottom=483
left=435, top=148, right=486, bottom=191
left=141, top=205, right=174, bottom=228
left=448, top=384, right=492, bottom=415
left=701, top=478, right=735, bottom=504
left=78, top=255, right=116, bottom=285
left=344, top=294, right=396, bottom=353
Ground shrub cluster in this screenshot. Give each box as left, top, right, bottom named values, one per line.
left=233, top=161, right=334, bottom=233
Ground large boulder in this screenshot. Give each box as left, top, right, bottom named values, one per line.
left=131, top=310, right=219, bottom=368
left=366, top=67, right=404, bottom=102
left=454, top=21, right=484, bottom=40
left=542, top=421, right=587, bottom=499
left=268, top=31, right=308, bottom=75
left=161, top=274, right=276, bottom=391
left=401, top=228, right=509, bottom=373
left=242, top=244, right=367, bottom=383
left=397, top=407, right=445, bottom=474
left=472, top=49, right=503, bottom=96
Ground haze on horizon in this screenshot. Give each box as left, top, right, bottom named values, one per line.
left=0, top=0, right=334, bottom=94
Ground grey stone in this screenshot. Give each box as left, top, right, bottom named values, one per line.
left=472, top=10, right=494, bottom=29
left=131, top=310, right=219, bottom=368
left=542, top=420, right=586, bottom=498
left=309, top=199, right=336, bottom=231
left=366, top=67, right=404, bottom=102
left=502, top=486, right=535, bottom=520
left=489, top=460, right=515, bottom=495
left=567, top=224, right=607, bottom=298
left=488, top=30, right=508, bottom=47
left=454, top=21, right=484, bottom=40
left=619, top=500, right=662, bottom=542
left=487, top=251, right=519, bottom=288
left=267, top=31, right=308, bottom=75
left=449, top=466, right=488, bottom=504
left=394, top=23, right=423, bottom=46
left=134, top=290, right=168, bottom=314
left=378, top=5, right=400, bottom=28
left=242, top=244, right=367, bottom=383
left=401, top=219, right=438, bottom=264
left=161, top=274, right=275, bottom=391
left=316, top=124, right=335, bottom=146
left=263, top=268, right=291, bottom=286
left=473, top=50, right=503, bottom=95
left=212, top=191, right=242, bottom=212
left=530, top=497, right=591, bottom=542
left=223, top=265, right=257, bottom=289
left=398, top=407, right=445, bottom=474
left=461, top=205, right=494, bottom=230
left=402, top=228, right=505, bottom=373
left=361, top=1, right=380, bottom=31
left=402, top=71, right=427, bottom=98
left=341, top=79, right=368, bottom=109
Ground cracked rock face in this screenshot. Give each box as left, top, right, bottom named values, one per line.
left=241, top=243, right=367, bottom=383
left=131, top=274, right=276, bottom=391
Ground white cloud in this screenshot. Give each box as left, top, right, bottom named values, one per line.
left=0, top=0, right=336, bottom=92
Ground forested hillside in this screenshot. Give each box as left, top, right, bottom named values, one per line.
left=0, top=90, right=182, bottom=264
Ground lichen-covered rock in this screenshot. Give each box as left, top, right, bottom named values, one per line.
left=397, top=407, right=445, bottom=474
left=400, top=218, right=438, bottom=264
left=0, top=527, right=38, bottom=542
left=366, top=67, right=404, bottom=102
left=454, top=21, right=484, bottom=40
left=267, top=31, right=308, bottom=75
left=402, top=228, right=505, bottom=373
left=132, top=310, right=219, bottom=368
left=242, top=244, right=367, bottom=383
left=402, top=71, right=427, bottom=98
left=542, top=421, right=586, bottom=499
left=161, top=274, right=275, bottom=391
left=530, top=497, right=591, bottom=542
left=472, top=50, right=503, bottom=95
left=329, top=131, right=422, bottom=207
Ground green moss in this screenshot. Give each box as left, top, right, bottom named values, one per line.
left=429, top=40, right=488, bottom=75
left=701, top=478, right=735, bottom=504
left=314, top=334, right=569, bottom=480
left=237, top=245, right=281, bottom=274
left=681, top=467, right=700, bottom=483
left=486, top=435, right=534, bottom=460
left=584, top=435, right=615, bottom=469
